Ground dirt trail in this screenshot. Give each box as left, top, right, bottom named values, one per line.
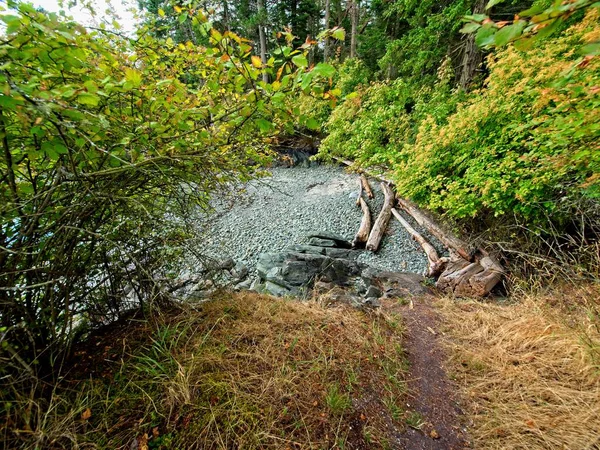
left=382, top=296, right=470, bottom=449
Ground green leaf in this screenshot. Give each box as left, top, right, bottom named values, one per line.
left=331, top=28, right=346, bottom=41
left=77, top=93, right=100, bottom=106
left=125, top=68, right=142, bottom=87
left=83, top=80, right=98, bottom=93
left=292, top=54, right=308, bottom=68
left=514, top=36, right=535, bottom=51
left=306, top=118, right=320, bottom=130
left=485, top=0, right=505, bottom=9
left=535, top=18, right=563, bottom=41
left=494, top=21, right=526, bottom=46
left=475, top=25, right=497, bottom=48
left=460, top=22, right=481, bottom=34
left=519, top=4, right=546, bottom=17
left=580, top=42, right=600, bottom=56
left=312, top=63, right=336, bottom=78
left=256, top=119, right=273, bottom=132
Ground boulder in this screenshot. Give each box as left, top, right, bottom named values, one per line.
left=257, top=253, right=286, bottom=279
left=362, top=269, right=431, bottom=297
left=307, top=237, right=338, bottom=248
left=306, top=231, right=352, bottom=249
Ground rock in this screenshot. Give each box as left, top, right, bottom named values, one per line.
left=231, top=261, right=248, bottom=280
left=323, top=247, right=359, bottom=260
left=234, top=278, right=253, bottom=291
left=362, top=269, right=431, bottom=297
left=216, top=258, right=235, bottom=270
left=314, top=280, right=336, bottom=293
left=257, top=253, right=286, bottom=278
left=249, top=276, right=266, bottom=293
left=264, top=281, right=296, bottom=297
left=307, top=237, right=338, bottom=248
left=365, top=285, right=382, bottom=299
left=290, top=244, right=326, bottom=255
left=306, top=231, right=352, bottom=249
left=362, top=297, right=381, bottom=307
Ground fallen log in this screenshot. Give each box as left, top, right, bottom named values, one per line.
left=332, top=156, right=395, bottom=185
left=396, top=198, right=473, bottom=261
left=333, top=156, right=505, bottom=296
left=355, top=177, right=363, bottom=206
left=391, top=208, right=447, bottom=277
left=366, top=183, right=394, bottom=252
left=352, top=197, right=372, bottom=248
left=360, top=174, right=374, bottom=199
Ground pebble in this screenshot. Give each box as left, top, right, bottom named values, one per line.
left=190, top=164, right=432, bottom=275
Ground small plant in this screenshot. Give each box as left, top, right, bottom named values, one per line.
left=383, top=394, right=403, bottom=421
left=405, top=411, right=426, bottom=430
left=325, top=383, right=351, bottom=415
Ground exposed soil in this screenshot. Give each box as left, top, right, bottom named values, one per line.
left=381, top=296, right=471, bottom=449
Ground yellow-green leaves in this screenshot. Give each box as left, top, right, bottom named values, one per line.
left=292, top=54, right=308, bottom=68
left=77, top=93, right=100, bottom=106
left=125, top=68, right=142, bottom=87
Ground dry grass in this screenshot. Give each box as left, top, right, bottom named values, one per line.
left=1, top=292, right=408, bottom=449
left=437, top=284, right=600, bottom=450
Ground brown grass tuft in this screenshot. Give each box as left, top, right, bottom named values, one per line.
left=1, top=292, right=407, bottom=449
left=437, top=284, right=600, bottom=450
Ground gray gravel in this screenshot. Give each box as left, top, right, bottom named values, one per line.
left=194, top=164, right=433, bottom=274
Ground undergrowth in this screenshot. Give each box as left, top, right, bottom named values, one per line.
left=438, top=282, right=600, bottom=449
left=1, top=292, right=408, bottom=449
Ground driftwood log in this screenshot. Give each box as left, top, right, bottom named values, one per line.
left=355, top=177, right=363, bottom=206
left=352, top=197, right=372, bottom=248
left=333, top=157, right=505, bottom=297
left=396, top=198, right=472, bottom=261
left=366, top=183, right=394, bottom=252
left=391, top=208, right=447, bottom=277
left=396, top=198, right=503, bottom=296
left=360, top=174, right=374, bottom=199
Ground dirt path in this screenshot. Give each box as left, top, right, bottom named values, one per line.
left=381, top=296, right=470, bottom=449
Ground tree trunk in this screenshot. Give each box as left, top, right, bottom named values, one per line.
left=257, top=0, right=269, bottom=83
left=223, top=0, right=230, bottom=31
left=366, top=182, right=394, bottom=252
left=352, top=197, right=372, bottom=248
left=350, top=0, right=358, bottom=58
left=458, top=0, right=486, bottom=90
left=324, top=0, right=331, bottom=61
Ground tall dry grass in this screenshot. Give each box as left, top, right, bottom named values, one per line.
left=437, top=284, right=600, bottom=449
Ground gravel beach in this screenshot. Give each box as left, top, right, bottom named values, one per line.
left=195, top=163, right=438, bottom=274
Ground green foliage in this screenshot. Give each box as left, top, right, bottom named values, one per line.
left=319, top=9, right=600, bottom=236
left=377, top=0, right=473, bottom=81
left=0, top=2, right=336, bottom=372
left=336, top=58, right=372, bottom=96
left=462, top=0, right=598, bottom=54
left=319, top=72, right=463, bottom=168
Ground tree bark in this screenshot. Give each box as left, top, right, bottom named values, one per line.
left=324, top=0, right=331, bottom=61
left=391, top=208, right=447, bottom=277
left=366, top=182, right=394, bottom=252
left=352, top=197, right=372, bottom=248
left=350, top=0, right=358, bottom=58
left=458, top=0, right=486, bottom=90
left=257, top=0, right=269, bottom=83
left=360, top=173, right=373, bottom=199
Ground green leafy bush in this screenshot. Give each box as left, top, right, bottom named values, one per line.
left=0, top=3, right=335, bottom=371
left=319, top=8, right=600, bottom=259
left=397, top=9, right=600, bottom=224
